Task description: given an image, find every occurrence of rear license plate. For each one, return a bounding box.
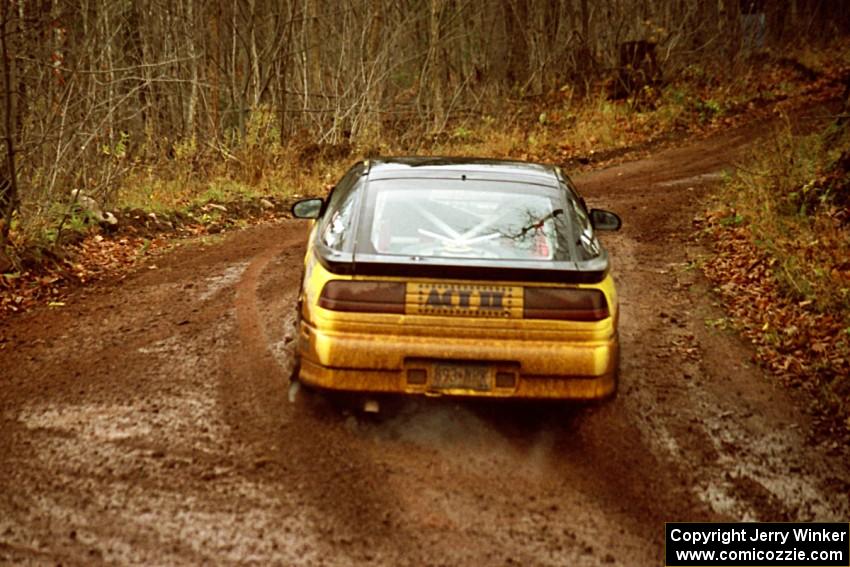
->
[432,362,491,391]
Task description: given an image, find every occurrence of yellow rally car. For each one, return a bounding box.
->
[290,157,621,400]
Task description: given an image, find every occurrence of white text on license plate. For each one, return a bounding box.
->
[432,363,491,391]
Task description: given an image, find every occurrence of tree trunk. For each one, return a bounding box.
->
[303,0,322,113]
[209,0,222,142]
[364,0,384,138]
[576,0,594,93]
[429,0,445,132]
[102,0,116,146]
[185,0,199,140]
[0,0,19,245]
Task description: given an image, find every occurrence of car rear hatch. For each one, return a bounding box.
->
[319,173,611,283]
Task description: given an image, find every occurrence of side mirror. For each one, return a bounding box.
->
[291,198,324,219]
[589,209,622,231]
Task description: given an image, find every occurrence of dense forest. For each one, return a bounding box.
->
[1,0,849,252]
[1,5,850,557]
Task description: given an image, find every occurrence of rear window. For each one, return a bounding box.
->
[361,179,573,261]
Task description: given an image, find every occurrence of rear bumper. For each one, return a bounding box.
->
[297,322,618,400]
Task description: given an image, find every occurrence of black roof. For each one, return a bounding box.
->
[310,156,610,283]
[365,156,561,187]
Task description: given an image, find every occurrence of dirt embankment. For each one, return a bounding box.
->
[1,109,848,566]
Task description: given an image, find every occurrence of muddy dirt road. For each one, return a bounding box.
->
[2,116,849,566]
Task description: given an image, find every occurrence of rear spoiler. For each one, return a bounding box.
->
[316,249,610,284]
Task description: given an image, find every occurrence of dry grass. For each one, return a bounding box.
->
[110,88,709,212]
[704,117,850,435]
[720,120,850,316]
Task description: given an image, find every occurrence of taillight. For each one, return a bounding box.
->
[523,287,609,321]
[319,281,406,314]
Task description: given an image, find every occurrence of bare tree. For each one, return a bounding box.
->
[0,0,846,256]
[0,0,18,246]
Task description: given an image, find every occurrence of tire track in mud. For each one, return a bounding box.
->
[225,241,293,439]
[224,233,428,565]
[577,110,850,525]
[233,232,693,564]
[2,108,848,566]
[1,224,327,565]
[220,111,849,564]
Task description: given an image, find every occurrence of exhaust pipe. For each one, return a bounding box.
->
[287,380,301,403]
[363,399,380,413]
